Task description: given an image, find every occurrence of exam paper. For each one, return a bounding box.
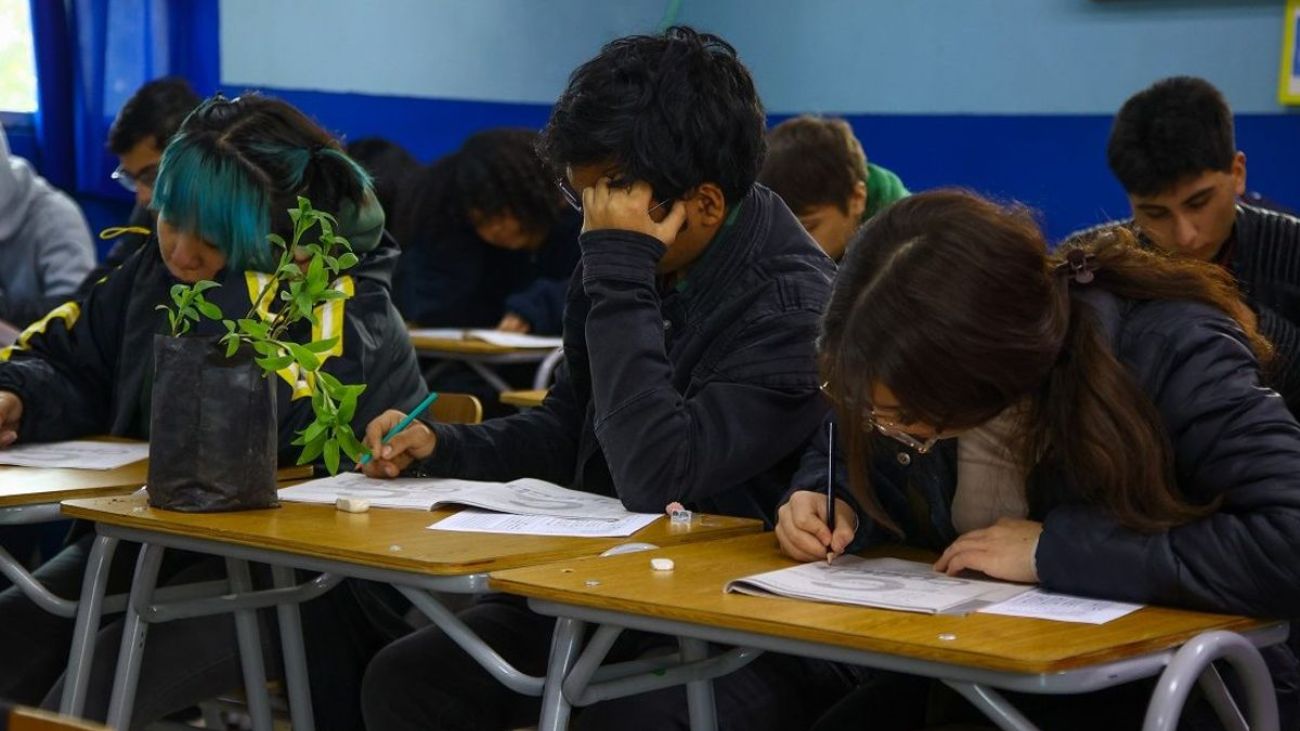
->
[726,557,1030,615]
[977,588,1143,624]
[427,508,659,537]
[0,440,149,470]
[279,472,656,521]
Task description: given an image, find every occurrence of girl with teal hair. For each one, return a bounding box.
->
[0,93,424,730]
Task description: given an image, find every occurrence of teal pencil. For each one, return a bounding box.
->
[358,391,440,466]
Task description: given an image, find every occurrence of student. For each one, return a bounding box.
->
[1077,76,1300,413]
[392,128,580,335]
[778,190,1300,729]
[0,94,425,730]
[345,136,421,232]
[0,124,94,328]
[360,26,853,731]
[80,76,201,291]
[758,115,910,261]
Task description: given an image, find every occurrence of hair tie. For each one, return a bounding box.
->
[1055,249,1099,284]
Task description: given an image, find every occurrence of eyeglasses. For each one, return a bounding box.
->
[111,163,159,193]
[557,177,672,220]
[820,381,951,455]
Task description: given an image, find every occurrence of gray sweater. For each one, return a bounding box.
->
[0,125,94,326]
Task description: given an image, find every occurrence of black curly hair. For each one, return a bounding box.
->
[1107,76,1236,197]
[108,76,201,155]
[398,128,561,244]
[538,25,766,206]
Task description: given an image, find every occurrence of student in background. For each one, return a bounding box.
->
[1075,76,1300,413]
[779,190,1300,729]
[392,128,580,335]
[0,94,425,730]
[345,136,421,235]
[81,76,201,290]
[361,26,853,731]
[0,125,94,328]
[758,115,909,261]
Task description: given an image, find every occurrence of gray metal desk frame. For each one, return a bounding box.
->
[60,522,554,731]
[417,346,562,392]
[526,598,1287,731]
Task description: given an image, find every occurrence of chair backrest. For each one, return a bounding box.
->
[430,392,483,425]
[7,706,110,731]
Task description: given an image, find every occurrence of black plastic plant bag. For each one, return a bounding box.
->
[147,334,280,512]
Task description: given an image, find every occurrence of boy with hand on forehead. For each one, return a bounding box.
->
[359,25,856,731]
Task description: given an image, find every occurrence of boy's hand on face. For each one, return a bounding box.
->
[582,178,688,247]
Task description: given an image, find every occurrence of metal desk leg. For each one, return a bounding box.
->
[227,558,274,731]
[106,542,166,731]
[465,360,511,393]
[272,564,316,731]
[59,534,119,715]
[943,681,1041,731]
[538,617,586,731]
[1143,630,1278,731]
[680,638,718,731]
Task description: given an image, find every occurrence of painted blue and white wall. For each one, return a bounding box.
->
[215,0,1298,240]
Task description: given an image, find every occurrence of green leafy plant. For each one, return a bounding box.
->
[156,281,222,336]
[162,197,367,475]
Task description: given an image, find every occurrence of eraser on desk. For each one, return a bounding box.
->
[651,558,675,571]
[335,496,370,513]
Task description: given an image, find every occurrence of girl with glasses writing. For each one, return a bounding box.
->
[778,190,1300,729]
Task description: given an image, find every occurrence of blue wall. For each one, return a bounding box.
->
[211,1,1299,240]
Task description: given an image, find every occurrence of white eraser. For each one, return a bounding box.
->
[335,496,370,513]
[651,558,675,571]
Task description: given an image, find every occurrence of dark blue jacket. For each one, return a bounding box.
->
[789,288,1300,716]
[393,210,581,335]
[417,185,834,523]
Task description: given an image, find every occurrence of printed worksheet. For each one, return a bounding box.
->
[0,440,149,470]
[726,556,1030,615]
[427,508,658,537]
[978,589,1143,624]
[278,472,657,521]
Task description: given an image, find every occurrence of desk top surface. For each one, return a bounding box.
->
[500,389,548,408]
[61,493,761,577]
[489,533,1278,674]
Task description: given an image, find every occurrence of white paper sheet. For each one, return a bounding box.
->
[0,440,149,470]
[278,472,657,521]
[726,557,1030,615]
[977,588,1143,624]
[408,328,562,349]
[427,508,659,537]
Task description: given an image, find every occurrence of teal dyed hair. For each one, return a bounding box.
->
[151,134,277,272]
[150,94,379,273]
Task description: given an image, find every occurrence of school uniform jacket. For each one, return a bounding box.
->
[0,233,426,463]
[789,287,1300,718]
[416,185,835,524]
[1068,203,1300,414]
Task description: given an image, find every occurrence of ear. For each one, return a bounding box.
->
[1232,151,1247,197]
[848,180,867,219]
[690,182,728,227]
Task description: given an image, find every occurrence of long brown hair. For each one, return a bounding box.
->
[822,190,1269,535]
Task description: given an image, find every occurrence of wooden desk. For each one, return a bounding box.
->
[59,494,760,731]
[409,330,563,392]
[500,389,548,409]
[0,461,147,509]
[491,533,1287,731]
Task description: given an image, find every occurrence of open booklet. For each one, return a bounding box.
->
[408,328,562,349]
[726,556,1032,615]
[0,440,149,470]
[277,472,660,536]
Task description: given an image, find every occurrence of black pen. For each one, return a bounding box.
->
[825,420,835,565]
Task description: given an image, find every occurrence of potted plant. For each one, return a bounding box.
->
[149,197,368,512]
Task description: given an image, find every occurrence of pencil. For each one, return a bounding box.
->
[825,420,836,565]
[358,391,440,466]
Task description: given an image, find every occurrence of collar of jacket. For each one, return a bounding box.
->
[662,185,765,319]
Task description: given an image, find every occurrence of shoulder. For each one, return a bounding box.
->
[1237,202,1300,246]
[1096,291,1258,386]
[742,186,836,312]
